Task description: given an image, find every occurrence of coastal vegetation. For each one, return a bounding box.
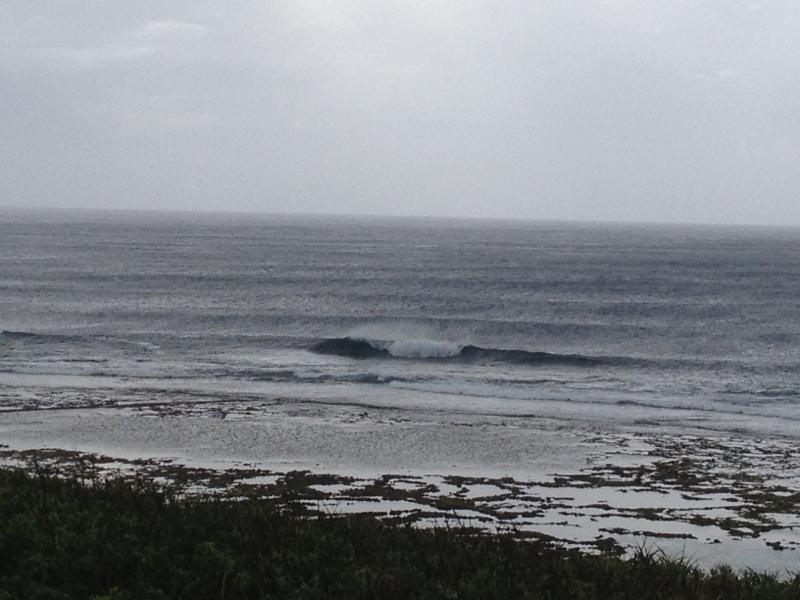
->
[0,467,798,600]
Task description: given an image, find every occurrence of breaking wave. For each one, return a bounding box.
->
[310,337,602,367]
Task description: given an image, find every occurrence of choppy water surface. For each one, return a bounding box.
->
[1,209,800,433]
[2,209,799,433]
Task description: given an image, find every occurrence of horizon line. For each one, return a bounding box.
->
[1,203,798,231]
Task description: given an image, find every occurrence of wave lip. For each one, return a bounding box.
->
[310,337,601,367]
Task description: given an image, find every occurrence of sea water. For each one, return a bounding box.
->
[1,208,799,468]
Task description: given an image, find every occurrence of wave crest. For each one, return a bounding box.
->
[0,330,82,343]
[310,337,600,366]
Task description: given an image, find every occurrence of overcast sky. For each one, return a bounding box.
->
[1,1,799,225]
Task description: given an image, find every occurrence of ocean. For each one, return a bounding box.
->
[2,209,798,434]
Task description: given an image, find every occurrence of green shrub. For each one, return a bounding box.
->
[0,468,797,599]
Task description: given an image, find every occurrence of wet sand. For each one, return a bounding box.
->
[3,397,800,575]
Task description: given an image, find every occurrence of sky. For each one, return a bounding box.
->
[1,1,799,226]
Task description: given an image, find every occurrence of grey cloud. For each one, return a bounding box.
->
[1,1,799,225]
[32,43,156,70]
[140,20,208,37]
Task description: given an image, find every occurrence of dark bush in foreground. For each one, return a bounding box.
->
[0,469,797,599]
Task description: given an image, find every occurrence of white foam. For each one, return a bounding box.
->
[386,339,462,358]
[346,322,464,358]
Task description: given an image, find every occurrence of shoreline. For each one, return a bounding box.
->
[4,427,800,574]
[4,468,799,599]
